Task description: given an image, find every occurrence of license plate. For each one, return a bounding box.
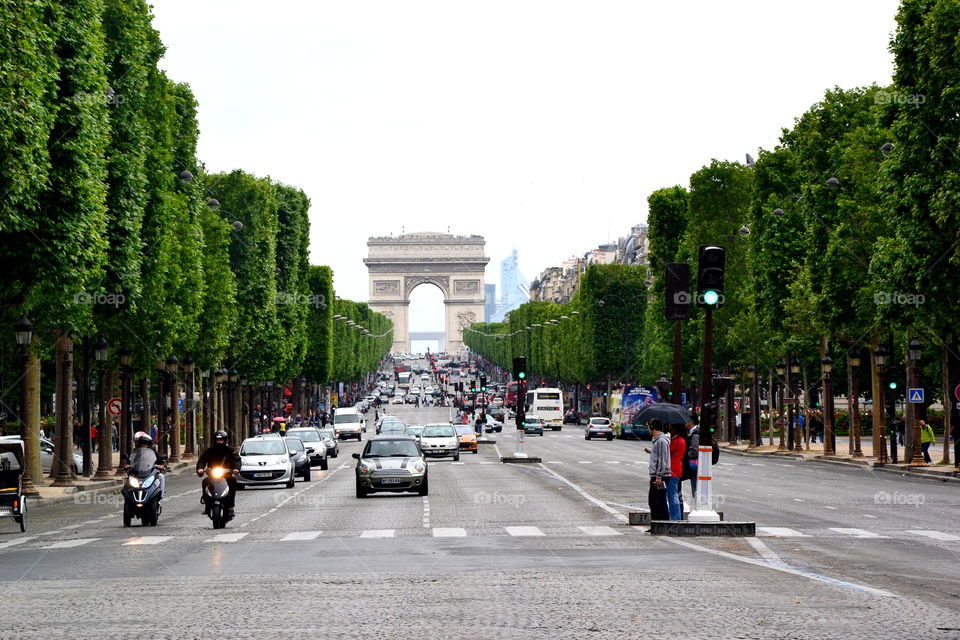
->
[0,508,11,515]
[379,478,403,484]
[254,472,272,478]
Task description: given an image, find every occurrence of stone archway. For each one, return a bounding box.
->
[364,232,489,353]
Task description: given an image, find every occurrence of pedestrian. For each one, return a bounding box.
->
[896,415,906,446]
[644,419,670,523]
[112,422,119,451]
[682,417,700,503]
[667,424,686,521]
[90,424,98,452]
[920,420,935,464]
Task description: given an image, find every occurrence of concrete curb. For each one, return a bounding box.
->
[28,461,194,509]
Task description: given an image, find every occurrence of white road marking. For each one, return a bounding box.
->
[44,538,100,549]
[824,506,838,510]
[451,462,465,465]
[537,463,629,523]
[746,536,787,565]
[480,461,495,465]
[756,527,810,537]
[606,461,621,464]
[578,525,621,536]
[0,536,36,549]
[906,530,960,541]
[123,536,171,546]
[360,529,395,538]
[505,526,545,537]
[545,461,564,464]
[281,531,323,541]
[80,520,101,525]
[750,463,766,467]
[432,527,467,537]
[578,461,593,464]
[829,528,887,538]
[205,533,248,543]
[862,514,878,519]
[793,498,804,502]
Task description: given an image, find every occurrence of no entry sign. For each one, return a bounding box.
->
[107,397,122,417]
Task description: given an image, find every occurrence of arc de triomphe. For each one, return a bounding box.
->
[364,232,489,353]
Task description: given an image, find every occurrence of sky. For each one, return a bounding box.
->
[151,0,900,335]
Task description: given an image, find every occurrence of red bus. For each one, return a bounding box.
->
[506,381,518,408]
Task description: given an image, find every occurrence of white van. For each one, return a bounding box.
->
[333,407,363,441]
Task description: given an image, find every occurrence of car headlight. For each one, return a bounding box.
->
[359,462,374,474]
[413,461,425,473]
[276,457,289,465]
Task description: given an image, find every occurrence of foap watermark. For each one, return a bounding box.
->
[874,90,925,106]
[275,291,326,308]
[273,493,326,507]
[873,291,925,307]
[473,491,526,508]
[874,490,925,507]
[72,89,125,107]
[73,291,126,308]
[74,491,123,506]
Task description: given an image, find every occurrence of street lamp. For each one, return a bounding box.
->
[775,361,786,451]
[183,356,195,458]
[821,356,834,455]
[166,355,180,463]
[227,368,238,438]
[873,345,890,464]
[117,346,132,472]
[907,338,925,466]
[789,357,803,452]
[13,317,40,495]
[747,364,759,448]
[849,352,864,458]
[93,337,113,478]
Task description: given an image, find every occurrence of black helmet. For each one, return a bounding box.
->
[214,430,228,443]
[136,434,153,447]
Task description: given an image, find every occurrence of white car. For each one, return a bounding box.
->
[237,435,295,489]
[424,386,435,394]
[417,423,460,460]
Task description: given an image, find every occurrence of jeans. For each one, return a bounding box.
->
[667,477,682,520]
[648,477,669,521]
[921,442,932,464]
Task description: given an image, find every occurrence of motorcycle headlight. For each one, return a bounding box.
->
[126,476,141,488]
[210,467,226,479]
[141,474,155,489]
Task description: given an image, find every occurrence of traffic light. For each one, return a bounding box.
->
[512,356,527,381]
[480,375,487,392]
[700,400,718,446]
[697,245,725,307]
[470,381,477,393]
[665,262,691,321]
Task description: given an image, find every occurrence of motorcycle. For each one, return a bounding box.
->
[122,454,164,527]
[201,466,234,529]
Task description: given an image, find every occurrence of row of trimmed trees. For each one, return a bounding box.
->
[0,0,390,485]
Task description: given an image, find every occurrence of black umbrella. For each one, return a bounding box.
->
[631,402,693,425]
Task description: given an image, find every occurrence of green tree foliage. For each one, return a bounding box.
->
[273,183,311,382]
[303,266,334,383]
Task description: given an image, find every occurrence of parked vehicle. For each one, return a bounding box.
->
[0,440,27,532]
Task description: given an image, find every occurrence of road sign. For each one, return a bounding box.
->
[782,398,797,405]
[681,392,687,406]
[733,400,741,412]
[954,384,960,403]
[107,397,122,417]
[908,388,924,403]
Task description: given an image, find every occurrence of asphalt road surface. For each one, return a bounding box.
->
[1,402,958,639]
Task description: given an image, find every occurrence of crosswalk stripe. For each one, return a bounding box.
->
[205,532,248,543]
[906,530,960,541]
[281,531,323,541]
[756,527,809,537]
[578,461,593,464]
[0,536,36,549]
[360,529,395,538]
[43,538,100,549]
[829,528,887,538]
[578,526,622,536]
[123,536,171,546]
[432,527,467,537]
[505,526,545,537]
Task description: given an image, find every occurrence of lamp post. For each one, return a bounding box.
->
[167,355,180,463]
[747,365,759,448]
[94,337,113,478]
[849,352,864,458]
[200,369,210,450]
[183,356,195,459]
[874,345,890,464]
[775,361,787,451]
[117,346,132,474]
[790,357,803,452]
[821,356,835,456]
[14,317,40,496]
[266,380,274,423]
[227,368,238,438]
[907,338,925,466]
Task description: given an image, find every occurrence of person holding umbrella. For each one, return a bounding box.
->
[644,419,671,523]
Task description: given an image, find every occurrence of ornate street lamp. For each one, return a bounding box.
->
[908,338,925,466]
[13,317,40,495]
[93,337,113,478]
[166,356,180,463]
[775,361,787,451]
[183,356,196,458]
[789,357,803,452]
[873,345,890,464]
[747,365,759,448]
[117,346,132,472]
[821,356,835,456]
[848,352,863,458]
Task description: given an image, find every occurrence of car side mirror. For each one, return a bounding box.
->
[289,452,296,457]
[352,452,360,459]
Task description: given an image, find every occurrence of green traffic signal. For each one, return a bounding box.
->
[702,290,719,305]
[518,372,526,379]
[888,381,897,389]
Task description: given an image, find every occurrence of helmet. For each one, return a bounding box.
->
[134,431,147,441]
[136,434,153,447]
[213,430,228,443]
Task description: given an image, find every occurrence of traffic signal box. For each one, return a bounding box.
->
[512,356,527,427]
[697,245,726,308]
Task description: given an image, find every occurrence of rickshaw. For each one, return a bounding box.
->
[0,439,27,532]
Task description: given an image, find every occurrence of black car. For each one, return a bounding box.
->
[283,436,312,481]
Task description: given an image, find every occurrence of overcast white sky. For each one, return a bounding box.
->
[152,0,899,335]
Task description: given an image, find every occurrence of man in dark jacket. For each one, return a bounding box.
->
[196,430,242,516]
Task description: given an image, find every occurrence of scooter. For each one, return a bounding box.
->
[122,465,163,527]
[201,467,234,529]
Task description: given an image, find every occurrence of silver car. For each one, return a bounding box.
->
[237,435,295,489]
[318,428,339,458]
[285,428,329,469]
[0,436,86,475]
[353,436,427,498]
[418,423,460,460]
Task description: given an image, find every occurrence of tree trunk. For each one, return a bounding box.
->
[139,375,151,456]
[870,337,882,455]
[95,368,114,477]
[169,368,180,463]
[941,343,951,465]
[24,339,47,487]
[51,332,75,486]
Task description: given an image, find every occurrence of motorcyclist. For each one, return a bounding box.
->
[196,430,242,518]
[123,432,167,499]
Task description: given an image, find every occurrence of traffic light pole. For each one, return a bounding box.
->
[689,305,720,523]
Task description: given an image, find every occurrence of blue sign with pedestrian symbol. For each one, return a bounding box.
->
[908,388,924,403]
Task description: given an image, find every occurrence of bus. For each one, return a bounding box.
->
[506,381,518,408]
[525,387,564,429]
[397,371,412,388]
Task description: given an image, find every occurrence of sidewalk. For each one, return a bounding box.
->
[718,435,959,483]
[28,450,196,508]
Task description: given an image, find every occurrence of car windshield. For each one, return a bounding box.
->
[320,430,335,440]
[241,440,287,455]
[284,438,304,452]
[405,427,423,436]
[422,426,455,437]
[289,430,320,442]
[455,425,474,435]
[363,440,421,458]
[336,414,359,423]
